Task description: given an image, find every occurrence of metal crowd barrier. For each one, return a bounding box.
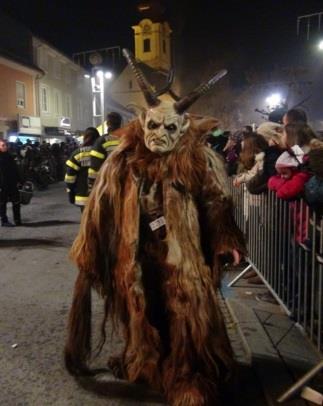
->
[228,180,323,403]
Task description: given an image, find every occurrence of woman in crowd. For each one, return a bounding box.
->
[245,121,284,194]
[282,108,307,126]
[282,122,316,154]
[233,133,268,187]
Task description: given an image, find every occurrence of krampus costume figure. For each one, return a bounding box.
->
[65,49,246,405]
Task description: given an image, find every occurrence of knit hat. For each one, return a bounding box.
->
[256,122,283,145]
[275,145,304,172]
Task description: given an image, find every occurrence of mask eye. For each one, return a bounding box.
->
[148,120,159,130]
[165,124,177,132]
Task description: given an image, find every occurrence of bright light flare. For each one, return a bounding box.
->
[265,93,282,108]
[105,71,113,79]
[318,40,323,50]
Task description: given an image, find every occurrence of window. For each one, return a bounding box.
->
[16,81,26,109]
[66,94,72,118]
[53,89,61,116]
[143,38,151,53]
[40,85,50,113]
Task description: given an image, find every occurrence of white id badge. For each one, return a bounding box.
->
[149,216,166,231]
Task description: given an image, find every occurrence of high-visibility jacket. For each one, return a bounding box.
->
[88,133,120,190]
[64,146,92,207]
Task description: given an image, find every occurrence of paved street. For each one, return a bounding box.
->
[1,182,321,406]
[0,183,164,406]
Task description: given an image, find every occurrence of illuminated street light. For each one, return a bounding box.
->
[90,68,114,133]
[318,40,323,50]
[265,93,282,109]
[84,74,90,79]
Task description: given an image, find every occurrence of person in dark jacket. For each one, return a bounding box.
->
[0,139,22,226]
[246,122,284,194]
[88,112,122,191]
[65,127,100,211]
[305,146,323,213]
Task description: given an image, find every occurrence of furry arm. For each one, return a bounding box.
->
[200,149,247,257]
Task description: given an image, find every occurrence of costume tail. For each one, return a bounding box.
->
[64,272,93,376]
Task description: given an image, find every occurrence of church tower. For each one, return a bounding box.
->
[132,3,172,71]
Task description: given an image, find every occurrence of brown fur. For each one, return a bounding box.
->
[65,117,246,404]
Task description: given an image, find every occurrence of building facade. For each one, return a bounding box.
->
[110,17,173,111]
[32,37,92,142]
[0,10,43,140]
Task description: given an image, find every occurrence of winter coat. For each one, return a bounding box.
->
[268,170,311,244]
[235,152,265,184]
[305,175,323,203]
[246,146,282,194]
[0,151,20,190]
[65,146,92,206]
[304,147,323,210]
[268,171,311,200]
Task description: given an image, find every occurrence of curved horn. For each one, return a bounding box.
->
[155,69,175,97]
[174,69,228,114]
[168,89,181,101]
[122,48,159,107]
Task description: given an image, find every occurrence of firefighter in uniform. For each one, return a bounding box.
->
[65,127,100,211]
[88,112,122,191]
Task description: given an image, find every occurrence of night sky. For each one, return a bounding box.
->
[0,0,323,74]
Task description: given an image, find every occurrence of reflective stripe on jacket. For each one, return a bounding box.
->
[65,146,92,206]
[88,133,120,188]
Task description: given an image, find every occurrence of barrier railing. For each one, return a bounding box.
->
[229,181,323,351]
[228,180,323,403]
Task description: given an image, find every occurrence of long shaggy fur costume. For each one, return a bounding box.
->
[65,117,246,405]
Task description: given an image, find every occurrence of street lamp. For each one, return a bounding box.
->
[91,68,113,133]
[318,40,323,51]
[265,93,283,110]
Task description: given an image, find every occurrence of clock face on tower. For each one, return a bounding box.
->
[89,52,103,66]
[143,23,151,34]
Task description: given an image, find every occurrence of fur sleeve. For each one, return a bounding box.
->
[199,149,247,257]
[69,191,109,291]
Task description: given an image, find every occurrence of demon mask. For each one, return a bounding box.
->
[123,49,227,154]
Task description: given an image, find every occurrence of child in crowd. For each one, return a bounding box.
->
[268,145,311,244]
[268,145,310,200]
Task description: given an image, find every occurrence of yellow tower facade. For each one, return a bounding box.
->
[132,18,172,71]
